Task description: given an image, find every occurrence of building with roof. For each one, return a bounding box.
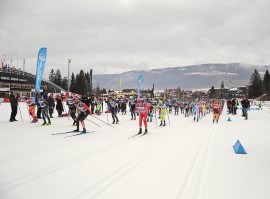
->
[0,67,65,98]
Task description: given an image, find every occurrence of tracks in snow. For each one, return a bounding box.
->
[176,124,217,199]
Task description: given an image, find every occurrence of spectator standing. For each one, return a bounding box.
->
[48,94,55,118]
[241,97,250,120]
[9,91,18,122]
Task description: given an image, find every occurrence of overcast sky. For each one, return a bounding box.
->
[1,0,270,78]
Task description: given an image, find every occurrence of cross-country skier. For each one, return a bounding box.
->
[147,101,153,122]
[120,98,127,115]
[193,103,200,122]
[109,98,119,124]
[26,98,38,123]
[184,102,190,117]
[135,98,150,134]
[212,100,220,123]
[129,97,136,120]
[73,99,91,133]
[180,101,185,114]
[67,97,77,126]
[160,104,167,126]
[37,96,51,125]
[173,100,179,115]
[95,101,102,115]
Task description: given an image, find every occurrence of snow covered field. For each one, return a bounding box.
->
[0,102,270,199]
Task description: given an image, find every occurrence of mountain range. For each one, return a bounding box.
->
[92,63,270,90]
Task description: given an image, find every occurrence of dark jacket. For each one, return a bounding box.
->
[82,96,90,107]
[9,94,18,106]
[241,99,250,109]
[56,98,64,111]
[48,97,55,108]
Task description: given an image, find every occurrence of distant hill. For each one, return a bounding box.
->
[93,63,270,90]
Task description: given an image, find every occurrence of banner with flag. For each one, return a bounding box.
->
[151,83,154,98]
[23,59,25,72]
[119,78,122,97]
[137,74,142,98]
[1,59,3,70]
[35,47,47,92]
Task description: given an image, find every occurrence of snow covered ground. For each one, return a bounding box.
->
[0,102,270,199]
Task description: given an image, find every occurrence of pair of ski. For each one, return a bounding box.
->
[128,132,148,139]
[52,130,94,138]
[155,125,165,128]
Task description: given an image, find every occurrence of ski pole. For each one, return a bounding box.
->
[90,114,115,128]
[106,112,109,123]
[62,102,69,120]
[18,104,23,122]
[27,106,32,122]
[86,118,101,127]
[167,108,171,126]
[155,107,157,125]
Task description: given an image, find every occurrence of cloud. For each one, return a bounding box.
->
[1,0,270,79]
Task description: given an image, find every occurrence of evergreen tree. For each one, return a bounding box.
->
[70,73,76,93]
[74,74,79,93]
[49,69,55,83]
[209,86,215,98]
[85,71,90,95]
[101,88,107,95]
[54,69,62,87]
[248,69,265,98]
[176,86,181,99]
[61,77,68,90]
[263,69,270,97]
[221,81,224,89]
[95,84,101,97]
[75,70,87,95]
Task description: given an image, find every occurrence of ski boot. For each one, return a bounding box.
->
[42,122,47,125]
[160,121,163,126]
[144,129,148,135]
[81,128,86,134]
[112,121,115,124]
[163,121,166,126]
[32,117,38,123]
[138,128,142,135]
[73,129,79,132]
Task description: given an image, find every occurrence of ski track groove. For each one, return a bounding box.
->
[176,124,217,199]
[0,130,90,165]
[0,122,190,194]
[71,125,194,199]
[0,139,128,193]
[0,132,94,166]
[0,113,214,197]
